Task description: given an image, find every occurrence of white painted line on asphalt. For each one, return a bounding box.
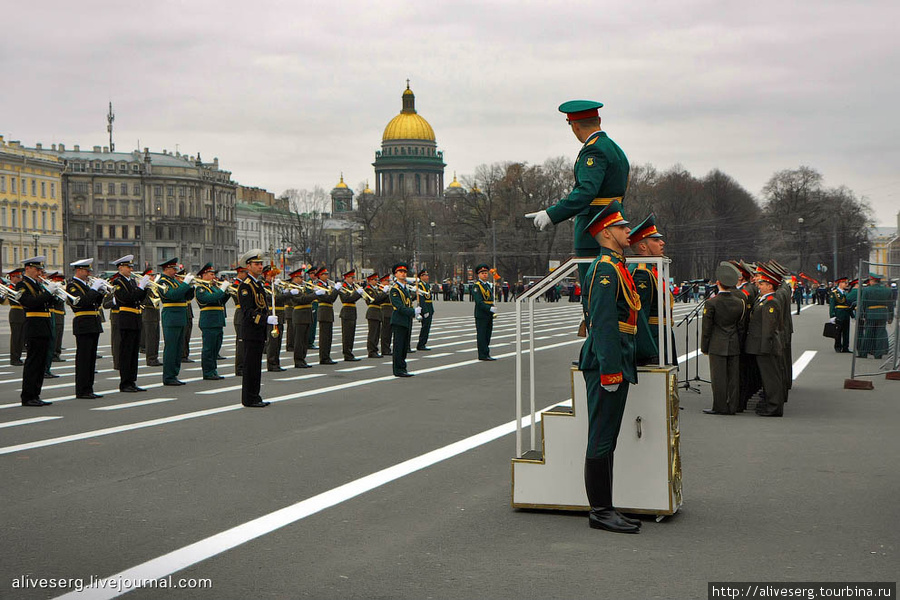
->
[792,351,817,380]
[0,416,63,429]
[272,373,327,382]
[423,353,453,358]
[800,304,817,312]
[93,398,177,411]
[54,398,566,600]
[335,366,375,373]
[196,386,243,395]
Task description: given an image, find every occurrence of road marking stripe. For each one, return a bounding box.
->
[54,400,565,600]
[335,366,375,373]
[272,373,327,382]
[792,350,817,380]
[92,398,177,411]
[0,416,63,428]
[195,385,244,395]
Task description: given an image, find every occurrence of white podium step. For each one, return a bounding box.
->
[512,366,682,517]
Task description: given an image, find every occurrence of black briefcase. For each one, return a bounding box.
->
[823,321,838,339]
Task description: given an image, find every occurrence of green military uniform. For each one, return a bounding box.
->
[284,283,294,352]
[141,276,161,366]
[701,264,746,415]
[735,267,761,411]
[264,276,288,371]
[630,263,659,364]
[746,267,785,417]
[182,301,194,363]
[290,271,318,368]
[380,277,393,355]
[542,100,629,283]
[389,264,417,377]
[828,279,853,353]
[855,275,894,358]
[314,269,340,364]
[473,266,496,360]
[338,272,363,361]
[158,259,194,385]
[365,275,385,358]
[415,272,434,351]
[51,286,66,362]
[4,269,26,365]
[195,264,230,379]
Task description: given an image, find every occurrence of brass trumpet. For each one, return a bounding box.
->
[0,280,24,302]
[88,276,116,294]
[350,283,374,303]
[40,277,81,305]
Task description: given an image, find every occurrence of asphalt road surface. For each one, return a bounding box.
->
[1,299,897,599]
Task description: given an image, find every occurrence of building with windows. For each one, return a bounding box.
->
[869,211,900,278]
[236,186,293,263]
[0,136,64,272]
[36,143,238,273]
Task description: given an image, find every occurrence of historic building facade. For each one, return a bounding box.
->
[236,186,292,259]
[44,144,238,272]
[0,136,65,272]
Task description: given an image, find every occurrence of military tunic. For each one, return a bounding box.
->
[46,296,65,373]
[855,283,894,358]
[112,274,146,390]
[737,281,761,410]
[141,290,161,365]
[158,274,194,384]
[338,285,363,360]
[473,280,495,360]
[238,275,269,406]
[380,290,393,355]
[102,291,119,370]
[701,290,746,414]
[365,286,386,357]
[232,277,246,375]
[828,287,853,352]
[745,292,784,416]
[264,283,288,370]
[291,287,318,367]
[315,285,340,363]
[196,281,230,378]
[415,281,435,350]
[67,277,104,397]
[16,276,54,404]
[5,291,25,364]
[389,282,416,375]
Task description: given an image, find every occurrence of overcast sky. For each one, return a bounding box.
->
[3,0,898,225]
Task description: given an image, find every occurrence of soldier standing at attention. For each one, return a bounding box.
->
[314,267,340,365]
[379,274,394,356]
[111,255,150,393]
[578,201,641,533]
[158,257,194,386]
[701,263,746,415]
[67,258,107,399]
[626,214,666,365]
[415,269,434,351]
[238,249,273,407]
[17,256,55,406]
[284,268,294,353]
[5,268,25,366]
[195,262,230,380]
[263,265,287,372]
[526,99,630,283]
[232,266,248,376]
[364,273,384,358]
[746,266,785,417]
[473,264,497,361]
[140,268,162,367]
[389,262,418,377]
[289,268,316,368]
[338,270,363,362]
[829,277,853,353]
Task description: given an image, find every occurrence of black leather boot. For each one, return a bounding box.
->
[585,457,639,534]
[609,454,641,528]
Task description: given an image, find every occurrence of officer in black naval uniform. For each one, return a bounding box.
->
[5,267,26,365]
[238,249,272,407]
[112,255,150,392]
[701,263,746,415]
[389,262,419,377]
[338,270,363,362]
[17,256,55,406]
[67,258,107,399]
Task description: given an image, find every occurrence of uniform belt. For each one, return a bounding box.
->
[293,304,312,309]
[589,196,623,206]
[25,311,51,318]
[50,309,65,315]
[162,302,188,307]
[110,308,119,314]
[10,305,23,309]
[274,307,285,311]
[834,305,850,309]
[74,310,100,317]
[200,306,225,312]
[483,301,494,305]
[618,321,637,335]
[869,305,887,309]
[119,306,142,314]
[318,302,332,306]
[381,303,392,308]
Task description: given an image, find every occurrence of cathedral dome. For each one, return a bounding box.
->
[382,82,436,142]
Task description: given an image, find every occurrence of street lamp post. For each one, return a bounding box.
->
[430,221,436,276]
[797,217,805,273]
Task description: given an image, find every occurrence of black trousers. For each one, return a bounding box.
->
[293,321,310,366]
[416,314,432,349]
[476,316,493,359]
[834,318,850,352]
[10,318,24,361]
[341,317,356,359]
[381,319,392,354]
[234,321,244,375]
[266,321,283,368]
[21,335,50,403]
[183,318,193,359]
[75,332,100,396]
[54,315,64,358]
[392,324,410,375]
[318,321,333,361]
[242,339,264,406]
[119,327,141,389]
[366,319,381,356]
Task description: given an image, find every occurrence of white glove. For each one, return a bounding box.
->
[290,288,299,295]
[333,282,343,290]
[183,274,195,285]
[382,285,390,293]
[415,306,422,317]
[525,210,552,231]
[489,306,498,313]
[315,288,327,296]
[91,278,105,291]
[602,384,620,393]
[45,281,61,294]
[219,280,230,292]
[138,275,151,289]
[424,312,432,319]
[267,315,278,325]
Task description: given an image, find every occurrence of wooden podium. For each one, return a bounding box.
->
[512,366,682,519]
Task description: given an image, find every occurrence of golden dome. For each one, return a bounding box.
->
[362,181,374,194]
[382,82,436,142]
[334,173,348,189]
[448,173,463,188]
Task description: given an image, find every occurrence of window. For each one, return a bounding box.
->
[167,201,174,215]
[121,183,128,195]
[134,225,141,239]
[96,225,103,238]
[50,183,55,198]
[11,208,17,227]
[94,182,102,194]
[109,225,115,239]
[118,163,126,172]
[41,211,47,231]
[51,212,56,232]
[32,210,37,229]
[31,179,37,196]
[41,181,46,197]
[133,183,140,196]
[179,186,185,198]
[1,207,5,226]
[121,201,130,216]
[52,249,57,265]
[155,226,162,240]
[94,161,101,170]
[121,225,128,239]
[154,185,162,198]
[167,186,174,197]
[0,175,5,192]
[108,183,115,194]
[74,182,88,194]
[14,247,18,263]
[94,201,103,214]
[108,201,116,216]
[11,178,16,193]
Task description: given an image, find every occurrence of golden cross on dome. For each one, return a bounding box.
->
[406,78,410,89]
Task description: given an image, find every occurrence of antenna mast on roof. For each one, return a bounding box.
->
[107,102,115,152]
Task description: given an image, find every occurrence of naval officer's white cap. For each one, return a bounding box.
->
[23,255,46,268]
[111,255,135,267]
[70,258,95,269]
